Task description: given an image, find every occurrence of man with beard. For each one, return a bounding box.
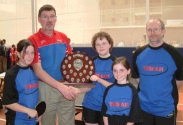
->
[132,18,183,125]
[28,4,77,125]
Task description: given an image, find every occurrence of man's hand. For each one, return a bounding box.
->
[58,83,77,100]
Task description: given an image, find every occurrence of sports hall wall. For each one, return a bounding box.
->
[73,47,183,67]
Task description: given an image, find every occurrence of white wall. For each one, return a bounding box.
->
[0,0,183,47]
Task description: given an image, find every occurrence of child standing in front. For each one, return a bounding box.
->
[2,39,40,125]
[93,57,143,125]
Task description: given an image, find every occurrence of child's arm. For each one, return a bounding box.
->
[69,74,114,94]
[71,87,92,94]
[103,116,109,125]
[4,103,37,118]
[126,122,134,125]
[90,75,112,87]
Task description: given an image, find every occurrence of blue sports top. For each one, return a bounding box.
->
[2,64,39,125]
[132,43,183,117]
[82,55,116,111]
[28,28,72,80]
[102,82,142,124]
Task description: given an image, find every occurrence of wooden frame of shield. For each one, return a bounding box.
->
[61,51,95,88]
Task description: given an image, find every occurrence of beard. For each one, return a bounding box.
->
[148,37,163,47]
[149,35,162,44]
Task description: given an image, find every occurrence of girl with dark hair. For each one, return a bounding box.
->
[2,39,40,125]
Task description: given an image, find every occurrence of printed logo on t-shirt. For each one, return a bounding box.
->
[107,98,131,116]
[40,40,46,45]
[96,74,110,79]
[140,63,168,76]
[24,79,38,95]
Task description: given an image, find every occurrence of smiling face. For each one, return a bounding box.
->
[146,18,165,47]
[95,37,111,58]
[112,57,131,84]
[17,45,35,67]
[113,63,130,84]
[38,10,57,32]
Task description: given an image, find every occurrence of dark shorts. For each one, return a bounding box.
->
[6,122,13,125]
[138,109,176,125]
[82,106,104,125]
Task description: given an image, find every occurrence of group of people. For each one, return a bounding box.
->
[0,41,17,106]
[1,4,183,125]
[0,39,7,73]
[0,38,17,72]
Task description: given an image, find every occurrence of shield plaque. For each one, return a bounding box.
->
[61,51,95,87]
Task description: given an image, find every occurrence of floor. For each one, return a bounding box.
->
[0,86,183,125]
[177,86,183,125]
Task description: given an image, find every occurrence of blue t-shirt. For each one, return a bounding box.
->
[28,29,72,81]
[82,55,115,111]
[132,43,183,117]
[102,82,142,125]
[2,64,39,125]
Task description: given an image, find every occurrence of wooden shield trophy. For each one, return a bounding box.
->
[61,51,95,88]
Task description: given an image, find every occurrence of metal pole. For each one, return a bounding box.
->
[31,0,35,34]
[146,0,149,43]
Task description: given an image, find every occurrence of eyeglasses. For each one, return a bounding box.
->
[146,28,161,33]
[41,15,57,20]
[96,42,109,47]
